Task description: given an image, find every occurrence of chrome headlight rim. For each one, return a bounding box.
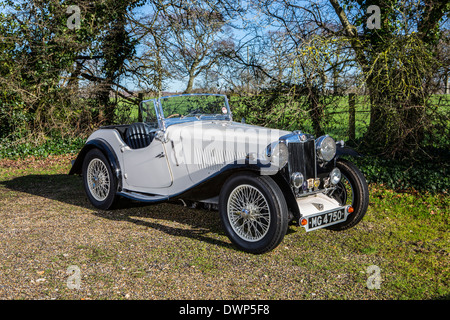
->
[330,167,342,185]
[316,135,336,162]
[290,172,304,188]
[266,141,288,169]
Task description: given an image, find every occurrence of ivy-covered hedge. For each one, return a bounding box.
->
[0,135,85,160]
[349,155,449,193]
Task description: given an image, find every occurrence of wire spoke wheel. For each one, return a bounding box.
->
[87,158,110,202]
[219,174,288,253]
[227,184,271,242]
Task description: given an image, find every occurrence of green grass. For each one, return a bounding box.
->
[356,185,449,299]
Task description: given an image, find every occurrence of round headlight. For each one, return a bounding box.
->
[290,172,304,188]
[316,135,336,162]
[330,168,341,185]
[267,141,288,168]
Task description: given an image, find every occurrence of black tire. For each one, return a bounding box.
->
[82,148,118,210]
[327,159,369,231]
[219,173,289,254]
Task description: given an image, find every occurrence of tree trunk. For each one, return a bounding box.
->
[97,81,113,125]
[348,93,356,142]
[185,73,195,93]
[364,75,427,158]
[307,88,324,137]
[445,72,449,95]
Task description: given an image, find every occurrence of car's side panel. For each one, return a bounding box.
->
[121,140,173,189]
[79,128,202,197]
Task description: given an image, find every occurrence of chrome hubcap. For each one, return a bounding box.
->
[87,158,110,202]
[227,184,271,242]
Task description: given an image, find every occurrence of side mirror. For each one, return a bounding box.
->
[241,117,246,124]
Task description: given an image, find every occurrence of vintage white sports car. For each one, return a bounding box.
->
[69,94,369,253]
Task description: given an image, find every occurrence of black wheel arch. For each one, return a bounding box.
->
[179,168,299,220]
[68,139,122,190]
[319,144,364,173]
[335,144,363,159]
[269,172,299,223]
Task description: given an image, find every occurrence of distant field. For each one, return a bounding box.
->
[228,94,449,142]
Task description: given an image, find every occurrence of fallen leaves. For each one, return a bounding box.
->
[0,154,73,170]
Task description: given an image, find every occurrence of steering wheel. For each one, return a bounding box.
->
[166,113,180,119]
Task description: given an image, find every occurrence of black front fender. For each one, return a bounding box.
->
[335,145,363,159]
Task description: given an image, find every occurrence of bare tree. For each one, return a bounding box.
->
[161,3,230,93]
[127,3,171,96]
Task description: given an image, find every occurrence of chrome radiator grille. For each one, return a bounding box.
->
[287,139,316,179]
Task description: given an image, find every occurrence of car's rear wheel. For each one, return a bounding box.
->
[82,148,117,210]
[219,173,289,254]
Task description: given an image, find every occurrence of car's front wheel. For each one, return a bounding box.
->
[326,159,369,231]
[82,148,118,210]
[219,173,289,254]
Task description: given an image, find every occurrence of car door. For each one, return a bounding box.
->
[121,139,173,190]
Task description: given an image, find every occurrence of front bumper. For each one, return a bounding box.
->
[296,193,352,231]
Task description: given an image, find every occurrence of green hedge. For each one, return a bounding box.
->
[349,155,449,193]
[0,135,85,159]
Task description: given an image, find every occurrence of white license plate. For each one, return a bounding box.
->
[307,209,346,231]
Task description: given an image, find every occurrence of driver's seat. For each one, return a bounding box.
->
[124,123,154,149]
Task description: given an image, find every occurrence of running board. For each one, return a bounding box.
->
[117,190,169,203]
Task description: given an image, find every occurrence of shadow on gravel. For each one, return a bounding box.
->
[1,174,234,250]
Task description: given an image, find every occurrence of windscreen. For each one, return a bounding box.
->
[159,94,230,120]
[140,99,159,128]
